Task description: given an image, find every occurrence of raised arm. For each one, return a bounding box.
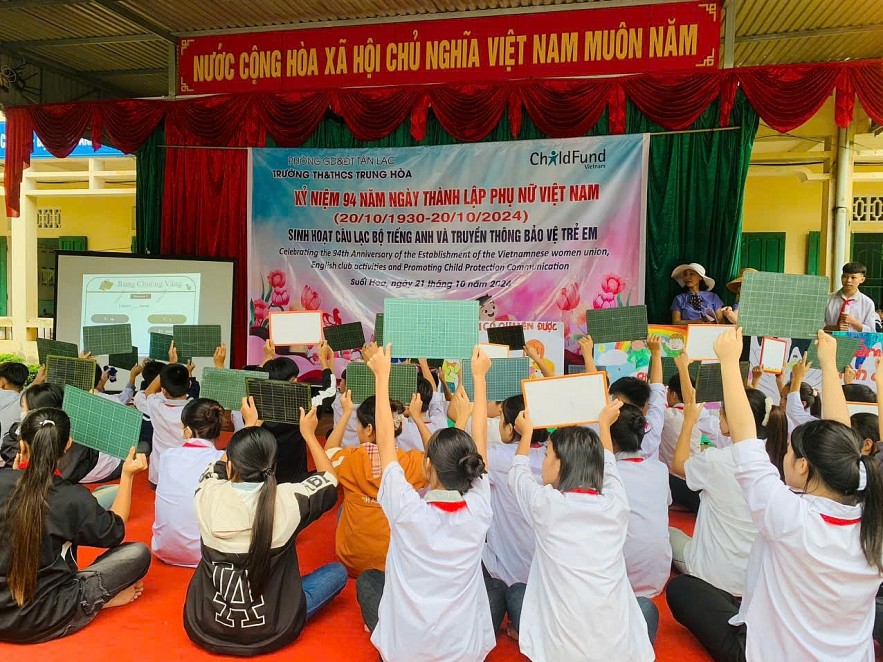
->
[299,406,337,478]
[674,350,696,403]
[514,409,534,457]
[713,328,755,442]
[672,398,704,477]
[817,331,850,425]
[648,334,663,384]
[451,386,473,432]
[367,344,397,469]
[324,389,353,451]
[259,339,276,368]
[578,335,597,372]
[417,358,436,389]
[524,343,553,377]
[213,343,227,369]
[470,346,491,465]
[598,399,624,453]
[110,448,148,523]
[409,392,433,449]
[317,340,335,374]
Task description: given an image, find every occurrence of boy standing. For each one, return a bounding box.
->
[825,262,878,332]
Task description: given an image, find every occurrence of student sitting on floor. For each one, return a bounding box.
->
[0,384,122,507]
[134,358,192,488]
[608,335,666,460]
[236,340,336,483]
[0,407,150,644]
[356,346,503,662]
[152,397,225,567]
[184,403,345,656]
[668,351,789,600]
[0,362,29,448]
[505,400,656,660]
[325,390,427,578]
[660,366,705,513]
[611,401,671,600]
[668,329,883,662]
[397,374,448,452]
[483,394,548,587]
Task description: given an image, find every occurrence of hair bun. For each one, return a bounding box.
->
[632,414,647,433]
[458,452,485,481]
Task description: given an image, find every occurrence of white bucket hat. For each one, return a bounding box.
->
[671,263,715,291]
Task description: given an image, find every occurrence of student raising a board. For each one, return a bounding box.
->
[0,408,150,643]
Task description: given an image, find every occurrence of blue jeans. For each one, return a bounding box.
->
[302,562,347,620]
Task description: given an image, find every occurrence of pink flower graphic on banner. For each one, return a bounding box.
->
[601,274,626,295]
[253,299,270,325]
[323,308,343,326]
[270,288,290,308]
[555,283,580,312]
[267,270,287,290]
[301,285,321,310]
[593,292,617,309]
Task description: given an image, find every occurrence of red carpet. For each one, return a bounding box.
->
[0,472,712,661]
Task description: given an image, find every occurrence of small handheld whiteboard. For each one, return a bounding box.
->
[522,372,609,428]
[269,311,324,346]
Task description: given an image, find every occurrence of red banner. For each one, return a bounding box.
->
[178,2,720,95]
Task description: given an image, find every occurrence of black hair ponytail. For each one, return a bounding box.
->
[226,427,278,596]
[791,419,883,573]
[857,454,883,573]
[5,408,70,606]
[426,428,485,494]
[798,382,822,418]
[608,403,646,453]
[746,388,788,480]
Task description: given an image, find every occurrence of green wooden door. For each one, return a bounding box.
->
[58,236,88,252]
[0,237,7,316]
[740,232,786,272]
[851,233,883,309]
[807,231,821,276]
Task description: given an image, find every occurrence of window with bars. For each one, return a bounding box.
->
[854,196,883,222]
[36,208,62,229]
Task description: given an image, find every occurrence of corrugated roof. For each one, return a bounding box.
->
[0,0,880,101]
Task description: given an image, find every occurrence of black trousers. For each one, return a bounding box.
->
[666,574,746,662]
[670,474,701,514]
[356,568,508,633]
[874,583,883,644]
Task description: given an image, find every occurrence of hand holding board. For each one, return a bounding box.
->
[522,372,609,428]
[759,338,787,374]
[686,325,735,361]
[269,311,323,346]
[63,385,142,460]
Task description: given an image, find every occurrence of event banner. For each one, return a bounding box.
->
[247,135,648,365]
[179,1,719,94]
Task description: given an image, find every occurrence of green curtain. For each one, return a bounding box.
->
[134,126,165,255]
[630,93,759,320]
[135,94,758,323]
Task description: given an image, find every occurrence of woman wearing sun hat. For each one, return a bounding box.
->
[717,267,757,324]
[670,263,724,324]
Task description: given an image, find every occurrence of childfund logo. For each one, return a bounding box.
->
[529,148,607,168]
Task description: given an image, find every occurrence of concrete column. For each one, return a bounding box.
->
[10,169,38,356]
[831,125,854,286]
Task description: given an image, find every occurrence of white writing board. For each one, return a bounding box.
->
[686,325,735,361]
[269,311,323,346]
[522,372,608,428]
[760,337,788,374]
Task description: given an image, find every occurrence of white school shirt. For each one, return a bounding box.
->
[697,409,732,448]
[465,416,502,445]
[396,393,447,452]
[640,383,666,460]
[731,438,881,661]
[133,391,189,485]
[0,390,20,444]
[97,384,135,406]
[331,392,360,448]
[152,438,223,567]
[617,453,672,598]
[483,442,544,586]
[825,289,877,332]
[373,462,495,662]
[509,452,654,662]
[785,391,817,434]
[683,445,757,596]
[660,405,703,470]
